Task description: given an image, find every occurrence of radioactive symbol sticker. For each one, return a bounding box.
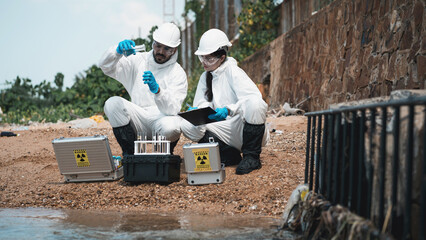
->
[73,149,90,167]
[192,148,212,172]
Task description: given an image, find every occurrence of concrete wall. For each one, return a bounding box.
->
[240,0,425,111]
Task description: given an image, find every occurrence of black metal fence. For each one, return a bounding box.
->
[304,95,426,240]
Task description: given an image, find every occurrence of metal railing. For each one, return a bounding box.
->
[304,95,426,240]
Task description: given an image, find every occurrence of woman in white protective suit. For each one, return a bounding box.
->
[99,22,187,156]
[181,29,268,175]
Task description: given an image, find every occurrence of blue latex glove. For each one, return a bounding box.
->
[188,107,198,111]
[143,71,159,94]
[116,39,135,56]
[208,107,228,121]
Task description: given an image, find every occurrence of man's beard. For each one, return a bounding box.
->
[154,53,168,64]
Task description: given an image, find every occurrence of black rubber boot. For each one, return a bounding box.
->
[169,138,180,155]
[112,122,136,156]
[236,123,265,175]
[198,131,242,166]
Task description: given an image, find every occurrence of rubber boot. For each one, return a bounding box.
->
[169,138,180,155]
[112,123,136,156]
[236,123,265,175]
[198,131,242,166]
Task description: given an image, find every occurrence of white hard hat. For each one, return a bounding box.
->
[195,29,232,55]
[153,22,181,48]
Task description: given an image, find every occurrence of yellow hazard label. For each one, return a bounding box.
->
[192,148,212,172]
[73,149,90,167]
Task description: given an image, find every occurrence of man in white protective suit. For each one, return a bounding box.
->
[181,29,268,175]
[99,22,187,156]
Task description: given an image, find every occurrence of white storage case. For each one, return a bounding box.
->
[183,138,225,185]
[52,135,123,182]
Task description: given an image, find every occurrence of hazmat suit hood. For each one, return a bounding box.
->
[211,57,238,77]
[147,48,179,70]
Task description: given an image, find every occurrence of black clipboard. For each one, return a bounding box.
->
[178,107,221,126]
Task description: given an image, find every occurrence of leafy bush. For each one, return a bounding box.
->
[0,27,161,125]
[0,66,129,124]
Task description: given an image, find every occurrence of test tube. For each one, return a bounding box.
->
[159,134,162,153]
[134,45,145,52]
[124,45,146,57]
[137,132,142,154]
[153,133,157,153]
[156,134,159,153]
[161,135,164,153]
[142,133,146,153]
[162,138,165,154]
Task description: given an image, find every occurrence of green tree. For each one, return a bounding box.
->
[68,65,129,115]
[0,77,37,112]
[232,0,279,62]
[54,73,64,91]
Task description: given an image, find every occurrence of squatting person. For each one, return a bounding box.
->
[181,29,268,175]
[99,22,187,155]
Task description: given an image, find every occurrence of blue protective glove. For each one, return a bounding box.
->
[208,107,228,121]
[188,107,198,111]
[116,39,135,56]
[143,71,159,94]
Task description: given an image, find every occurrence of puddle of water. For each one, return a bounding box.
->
[0,208,300,240]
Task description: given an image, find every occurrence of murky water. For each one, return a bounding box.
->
[0,208,299,240]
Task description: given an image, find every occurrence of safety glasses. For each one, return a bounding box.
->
[152,41,175,56]
[198,55,221,66]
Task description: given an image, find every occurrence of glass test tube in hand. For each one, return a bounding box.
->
[124,45,146,57]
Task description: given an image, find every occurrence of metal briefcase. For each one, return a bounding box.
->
[52,135,123,182]
[183,138,226,185]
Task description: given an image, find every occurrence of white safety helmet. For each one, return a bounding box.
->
[195,29,232,55]
[153,22,181,48]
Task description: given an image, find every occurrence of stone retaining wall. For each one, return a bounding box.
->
[240,0,425,111]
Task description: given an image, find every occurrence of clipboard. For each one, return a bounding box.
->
[178,107,221,126]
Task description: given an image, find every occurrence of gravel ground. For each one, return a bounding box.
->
[0,116,307,218]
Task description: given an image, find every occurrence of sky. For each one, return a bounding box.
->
[0,0,186,90]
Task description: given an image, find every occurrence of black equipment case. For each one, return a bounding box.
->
[122,155,181,184]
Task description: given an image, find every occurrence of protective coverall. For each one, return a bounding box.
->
[181,57,268,151]
[99,46,187,153]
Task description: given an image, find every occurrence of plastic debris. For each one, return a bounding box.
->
[1,131,19,137]
[68,118,97,129]
[281,184,309,229]
[12,126,29,131]
[282,102,305,116]
[89,115,105,123]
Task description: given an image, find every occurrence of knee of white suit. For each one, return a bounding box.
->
[181,119,205,142]
[104,96,130,127]
[242,97,268,125]
[153,116,183,142]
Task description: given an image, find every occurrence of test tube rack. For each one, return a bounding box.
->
[134,139,171,155]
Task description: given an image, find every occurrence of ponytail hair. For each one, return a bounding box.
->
[204,48,228,102]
